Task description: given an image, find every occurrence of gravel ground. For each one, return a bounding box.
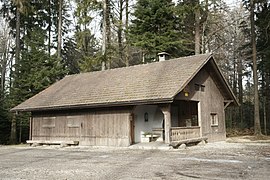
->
[0,141,269,180]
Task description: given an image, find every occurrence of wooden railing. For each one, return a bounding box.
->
[171,126,200,141]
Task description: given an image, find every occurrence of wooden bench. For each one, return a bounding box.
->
[141,132,161,142]
[170,137,208,148]
[26,140,79,146]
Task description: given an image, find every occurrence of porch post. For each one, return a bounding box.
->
[160,104,171,144]
[198,102,202,138]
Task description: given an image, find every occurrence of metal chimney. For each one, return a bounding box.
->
[158,52,170,61]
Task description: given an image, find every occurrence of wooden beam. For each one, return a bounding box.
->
[159,104,171,144]
[224,100,233,109]
[26,140,79,145]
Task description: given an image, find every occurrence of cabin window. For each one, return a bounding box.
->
[201,85,205,92]
[42,117,56,128]
[210,113,218,126]
[195,84,205,92]
[195,84,200,91]
[67,116,81,128]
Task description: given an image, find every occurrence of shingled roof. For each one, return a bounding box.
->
[11,54,237,112]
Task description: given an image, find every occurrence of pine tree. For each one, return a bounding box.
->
[129,0,191,63]
[74,0,101,72]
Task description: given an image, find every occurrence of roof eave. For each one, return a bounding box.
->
[209,58,239,106]
[171,54,239,106]
[10,98,174,112]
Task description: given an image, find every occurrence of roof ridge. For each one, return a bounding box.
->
[66,53,212,78]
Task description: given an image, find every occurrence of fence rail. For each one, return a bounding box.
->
[171,126,200,141]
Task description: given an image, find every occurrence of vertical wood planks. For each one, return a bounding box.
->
[31,108,132,146]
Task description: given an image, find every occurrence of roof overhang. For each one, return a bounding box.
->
[208,58,239,106]
[11,98,174,113]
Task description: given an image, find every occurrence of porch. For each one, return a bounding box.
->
[139,126,206,147]
[130,126,206,149]
[170,126,207,147]
[132,100,205,145]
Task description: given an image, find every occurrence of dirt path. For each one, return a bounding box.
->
[0,141,269,179]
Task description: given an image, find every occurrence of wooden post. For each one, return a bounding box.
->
[129,113,134,144]
[29,116,32,140]
[19,118,22,143]
[160,104,171,144]
[198,102,202,138]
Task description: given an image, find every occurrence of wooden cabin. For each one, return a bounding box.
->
[11,54,238,147]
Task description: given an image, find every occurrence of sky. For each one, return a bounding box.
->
[226,0,241,7]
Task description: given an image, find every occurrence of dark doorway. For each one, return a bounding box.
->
[172,101,199,127]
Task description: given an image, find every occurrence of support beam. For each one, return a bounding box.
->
[224,100,233,109]
[160,104,171,144]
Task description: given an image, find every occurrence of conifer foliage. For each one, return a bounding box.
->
[1,0,68,143]
[129,0,192,62]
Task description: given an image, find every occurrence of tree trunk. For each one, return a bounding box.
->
[250,0,261,135]
[266,71,270,134]
[10,114,17,144]
[247,80,253,128]
[102,0,110,70]
[105,0,111,69]
[263,68,270,135]
[232,49,237,128]
[201,0,209,53]
[57,0,63,59]
[48,0,51,55]
[195,0,200,55]
[15,6,20,65]
[125,0,129,67]
[1,35,8,93]
[10,5,21,144]
[118,0,124,65]
[201,0,208,54]
[237,57,243,128]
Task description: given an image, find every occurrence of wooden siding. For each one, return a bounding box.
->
[31,108,132,147]
[175,68,226,142]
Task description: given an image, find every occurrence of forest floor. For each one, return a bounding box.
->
[0,137,269,180]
